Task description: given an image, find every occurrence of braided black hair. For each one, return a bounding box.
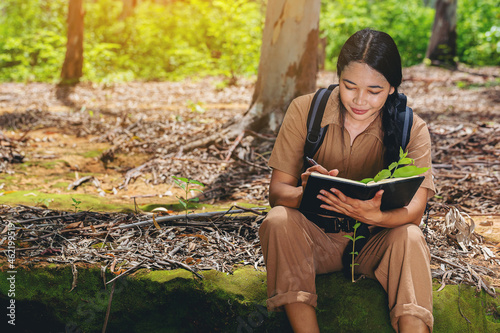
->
[337,28,403,167]
[381,91,404,167]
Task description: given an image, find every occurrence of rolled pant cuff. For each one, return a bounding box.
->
[266,291,318,312]
[390,303,434,332]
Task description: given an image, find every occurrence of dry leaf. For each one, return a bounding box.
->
[152,214,161,230]
[65,221,83,229]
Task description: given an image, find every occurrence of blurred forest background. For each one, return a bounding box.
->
[0,0,498,84]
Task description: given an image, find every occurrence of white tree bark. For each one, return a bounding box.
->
[235,0,321,134]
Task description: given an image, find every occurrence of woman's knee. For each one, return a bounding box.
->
[259,206,308,239]
[387,224,426,247]
[260,206,293,236]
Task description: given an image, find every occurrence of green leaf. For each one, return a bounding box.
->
[398,157,414,166]
[173,179,184,189]
[343,235,354,241]
[190,197,200,202]
[360,178,373,184]
[373,169,391,182]
[355,235,365,240]
[399,147,408,159]
[172,176,189,183]
[388,162,398,171]
[392,165,429,178]
[190,188,204,193]
[353,222,361,229]
[189,179,205,187]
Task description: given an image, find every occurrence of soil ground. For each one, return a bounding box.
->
[0,65,499,242]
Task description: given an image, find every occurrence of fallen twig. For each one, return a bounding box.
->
[116,208,265,230]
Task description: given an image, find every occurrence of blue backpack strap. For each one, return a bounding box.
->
[303,84,338,167]
[395,93,413,151]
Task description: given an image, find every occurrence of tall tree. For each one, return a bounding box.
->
[178,0,321,152]
[425,0,457,68]
[241,0,321,134]
[119,0,138,20]
[60,0,85,84]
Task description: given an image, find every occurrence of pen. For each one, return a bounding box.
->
[306,156,319,166]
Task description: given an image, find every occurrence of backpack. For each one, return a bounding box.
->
[303,84,413,168]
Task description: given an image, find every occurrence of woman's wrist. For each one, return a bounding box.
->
[270,184,303,208]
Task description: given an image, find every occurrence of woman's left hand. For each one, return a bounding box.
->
[317,188,385,225]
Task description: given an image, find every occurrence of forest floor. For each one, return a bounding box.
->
[0,64,499,289]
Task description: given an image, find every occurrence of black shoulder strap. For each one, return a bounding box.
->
[395,93,413,151]
[303,86,413,169]
[303,84,338,165]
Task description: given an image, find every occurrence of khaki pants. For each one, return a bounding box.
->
[259,206,433,332]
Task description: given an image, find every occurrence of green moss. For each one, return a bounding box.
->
[316,273,393,332]
[1,266,498,333]
[140,202,269,214]
[0,191,134,212]
[140,268,193,283]
[201,266,268,303]
[433,283,500,332]
[51,182,70,189]
[82,149,104,158]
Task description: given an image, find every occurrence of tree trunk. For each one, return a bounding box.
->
[169,0,320,153]
[425,0,457,68]
[119,0,137,20]
[61,0,85,84]
[232,0,321,135]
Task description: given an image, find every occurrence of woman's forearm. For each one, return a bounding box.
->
[269,182,303,208]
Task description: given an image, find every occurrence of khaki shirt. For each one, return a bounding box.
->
[269,86,436,198]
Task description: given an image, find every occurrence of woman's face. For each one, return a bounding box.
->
[339,61,395,126]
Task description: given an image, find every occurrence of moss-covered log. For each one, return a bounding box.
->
[0,265,499,332]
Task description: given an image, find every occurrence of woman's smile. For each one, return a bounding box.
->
[350,107,369,115]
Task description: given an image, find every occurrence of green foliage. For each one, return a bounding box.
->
[172,176,205,216]
[360,148,429,184]
[0,0,497,82]
[0,0,67,82]
[320,0,499,69]
[457,0,500,66]
[0,0,263,82]
[320,0,435,68]
[83,0,263,82]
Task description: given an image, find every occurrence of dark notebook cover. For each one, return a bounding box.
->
[299,172,425,217]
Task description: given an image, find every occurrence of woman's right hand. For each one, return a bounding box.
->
[300,165,339,192]
[268,167,339,209]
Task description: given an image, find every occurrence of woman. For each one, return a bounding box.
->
[259,28,435,333]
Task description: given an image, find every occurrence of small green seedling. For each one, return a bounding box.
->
[71,197,82,212]
[343,222,365,283]
[34,198,53,209]
[360,147,429,184]
[172,176,205,216]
